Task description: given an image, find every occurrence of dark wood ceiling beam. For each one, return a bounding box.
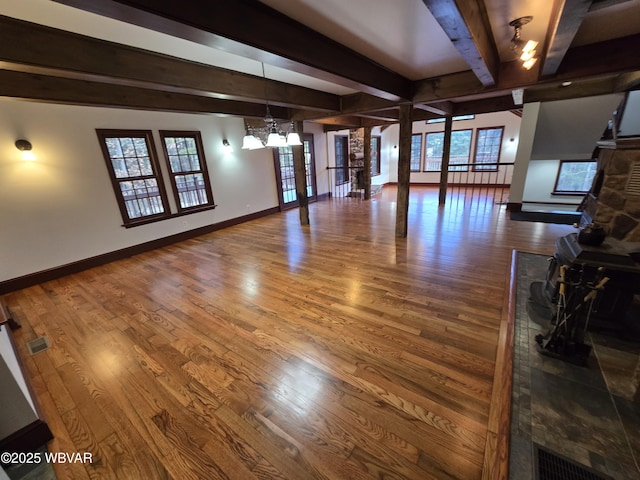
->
[0,70,291,118]
[524,76,619,103]
[451,95,520,115]
[421,0,499,86]
[413,35,640,104]
[0,16,339,112]
[541,0,593,77]
[339,93,400,115]
[52,0,412,101]
[556,33,640,79]
[414,101,454,115]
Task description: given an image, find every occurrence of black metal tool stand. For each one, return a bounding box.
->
[535,264,609,366]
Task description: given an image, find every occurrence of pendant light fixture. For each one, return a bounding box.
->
[242,63,304,150]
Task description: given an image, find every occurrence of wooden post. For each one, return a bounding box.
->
[438,115,453,205]
[292,121,310,225]
[396,103,412,237]
[363,126,372,200]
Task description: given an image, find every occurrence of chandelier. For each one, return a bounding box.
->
[242,117,302,150]
[509,16,538,70]
[242,63,302,150]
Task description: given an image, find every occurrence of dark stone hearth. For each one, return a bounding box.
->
[510,252,640,480]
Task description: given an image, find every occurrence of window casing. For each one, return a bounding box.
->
[159,131,214,212]
[410,134,422,172]
[97,130,170,226]
[553,160,598,194]
[473,127,503,172]
[371,136,381,176]
[335,135,349,185]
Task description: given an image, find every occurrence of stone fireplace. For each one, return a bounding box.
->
[347,128,382,197]
[349,128,365,193]
[583,140,640,240]
[582,91,640,241]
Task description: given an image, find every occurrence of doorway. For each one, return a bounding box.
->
[273,133,317,210]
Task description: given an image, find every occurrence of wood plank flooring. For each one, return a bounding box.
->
[3,187,575,479]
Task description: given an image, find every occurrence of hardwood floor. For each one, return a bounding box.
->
[4,186,574,479]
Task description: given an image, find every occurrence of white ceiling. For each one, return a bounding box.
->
[259,0,471,80]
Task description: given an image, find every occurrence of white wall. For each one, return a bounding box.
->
[379,111,521,185]
[0,99,282,282]
[305,122,330,196]
[521,94,623,208]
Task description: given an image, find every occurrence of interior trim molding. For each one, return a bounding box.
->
[0,206,280,294]
[481,249,517,479]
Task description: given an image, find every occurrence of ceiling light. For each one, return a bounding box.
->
[241,63,305,149]
[509,16,538,70]
[15,139,35,160]
[222,138,233,153]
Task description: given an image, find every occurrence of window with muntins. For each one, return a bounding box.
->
[371,136,381,176]
[159,131,214,212]
[424,130,472,172]
[97,129,169,226]
[473,127,503,172]
[410,134,422,172]
[335,135,349,185]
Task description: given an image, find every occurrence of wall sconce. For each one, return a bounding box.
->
[509,16,538,70]
[222,138,233,153]
[15,139,35,160]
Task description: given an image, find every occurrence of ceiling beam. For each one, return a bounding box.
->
[541,0,593,77]
[525,76,621,103]
[0,16,339,112]
[413,35,640,104]
[0,70,291,118]
[421,0,499,86]
[451,95,521,115]
[414,101,454,116]
[556,33,640,79]
[52,0,413,101]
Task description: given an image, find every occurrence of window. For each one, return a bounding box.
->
[473,127,503,172]
[554,160,597,194]
[371,136,381,176]
[335,135,349,185]
[410,134,422,172]
[425,132,444,172]
[159,131,214,212]
[423,129,472,172]
[97,130,170,226]
[426,115,475,124]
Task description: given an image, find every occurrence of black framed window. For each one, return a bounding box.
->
[97,129,170,226]
[159,131,215,212]
[553,160,598,194]
[371,136,381,176]
[335,135,349,185]
[473,127,503,172]
[410,134,422,172]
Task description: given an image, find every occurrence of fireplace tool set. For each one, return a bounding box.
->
[535,264,609,365]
